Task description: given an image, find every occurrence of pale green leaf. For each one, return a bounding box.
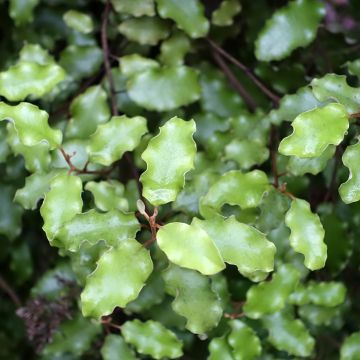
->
[285,199,327,270]
[279,103,349,158]
[244,264,301,318]
[120,54,159,77]
[9,0,39,25]
[339,139,360,204]
[193,217,276,281]
[87,115,147,166]
[347,59,360,79]
[157,222,225,275]
[140,117,196,205]
[155,0,209,38]
[56,209,139,251]
[111,0,155,17]
[208,337,234,360]
[163,265,223,334]
[255,0,325,61]
[63,10,93,34]
[212,0,241,27]
[122,319,183,359]
[159,32,191,66]
[100,335,136,360]
[19,43,54,65]
[340,332,360,360]
[127,66,201,111]
[81,239,153,319]
[0,102,62,149]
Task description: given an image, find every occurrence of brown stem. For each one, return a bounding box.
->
[0,275,21,308]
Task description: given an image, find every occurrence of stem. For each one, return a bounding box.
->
[0,275,21,308]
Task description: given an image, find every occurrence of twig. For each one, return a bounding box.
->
[0,275,21,308]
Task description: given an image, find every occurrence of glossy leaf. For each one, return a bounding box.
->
[340,332,360,360]
[127,66,201,111]
[120,54,159,77]
[140,117,196,205]
[285,199,327,270]
[9,0,39,25]
[208,337,235,360]
[111,0,155,17]
[122,319,183,359]
[298,304,343,327]
[157,222,225,275]
[255,0,325,61]
[155,0,209,38]
[163,265,223,334]
[159,32,191,66]
[81,239,153,319]
[87,115,147,166]
[100,335,136,360]
[212,0,242,27]
[18,43,54,65]
[63,10,93,34]
[279,103,348,158]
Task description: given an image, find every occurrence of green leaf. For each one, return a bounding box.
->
[122,319,183,359]
[193,217,276,281]
[298,304,344,327]
[9,0,39,25]
[340,332,360,360]
[200,170,269,219]
[81,239,153,319]
[100,335,136,360]
[255,0,325,61]
[56,209,139,251]
[159,32,191,66]
[279,103,349,158]
[87,115,147,166]
[339,139,360,204]
[65,85,110,139]
[157,222,225,275]
[40,173,83,243]
[0,102,62,149]
[311,73,360,113]
[118,17,170,46]
[262,308,315,357]
[285,199,327,270]
[111,0,155,17]
[140,117,196,206]
[243,264,301,318]
[208,337,235,360]
[18,43,54,65]
[155,0,209,38]
[228,320,262,360]
[63,10,93,34]
[120,54,159,78]
[163,265,223,334]
[127,66,201,111]
[212,0,242,27]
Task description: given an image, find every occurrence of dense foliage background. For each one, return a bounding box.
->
[1,0,360,359]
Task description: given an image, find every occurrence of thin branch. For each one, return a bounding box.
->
[0,275,21,308]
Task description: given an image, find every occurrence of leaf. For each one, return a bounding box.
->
[255,0,325,61]
[100,335,136,360]
[118,17,170,46]
[243,264,301,318]
[298,304,344,327]
[285,199,327,270]
[120,54,159,77]
[127,66,201,111]
[40,173,83,243]
[279,103,349,158]
[262,308,315,357]
[200,170,269,219]
[63,10,93,34]
[87,115,147,166]
[122,319,183,359]
[193,217,276,281]
[311,73,360,113]
[65,85,110,139]
[19,43,54,65]
[208,337,235,360]
[0,61,65,101]
[339,139,360,204]
[162,265,223,334]
[56,209,139,251]
[140,117,196,206]
[159,31,191,66]
[340,332,360,360]
[9,0,39,25]
[212,0,242,27]
[0,102,62,149]
[157,222,225,275]
[155,0,209,38]
[111,0,155,17]
[228,320,262,360]
[81,239,153,319]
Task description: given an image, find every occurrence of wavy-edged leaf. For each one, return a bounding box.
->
[87,115,147,166]
[279,103,348,158]
[208,337,234,360]
[120,54,159,77]
[63,10,93,34]
[9,0,39,25]
[155,0,209,38]
[339,139,360,204]
[56,209,139,251]
[212,0,241,27]
[111,0,155,17]
[163,265,223,334]
[340,332,360,360]
[0,102,62,149]
[285,199,327,270]
[81,239,153,319]
[255,0,325,61]
[19,43,54,65]
[100,335,136,360]
[122,319,183,359]
[200,170,269,219]
[157,222,225,275]
[40,173,83,243]
[193,217,276,281]
[128,66,200,111]
[244,264,301,318]
[159,32,191,66]
[140,117,196,206]
[299,304,344,327]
